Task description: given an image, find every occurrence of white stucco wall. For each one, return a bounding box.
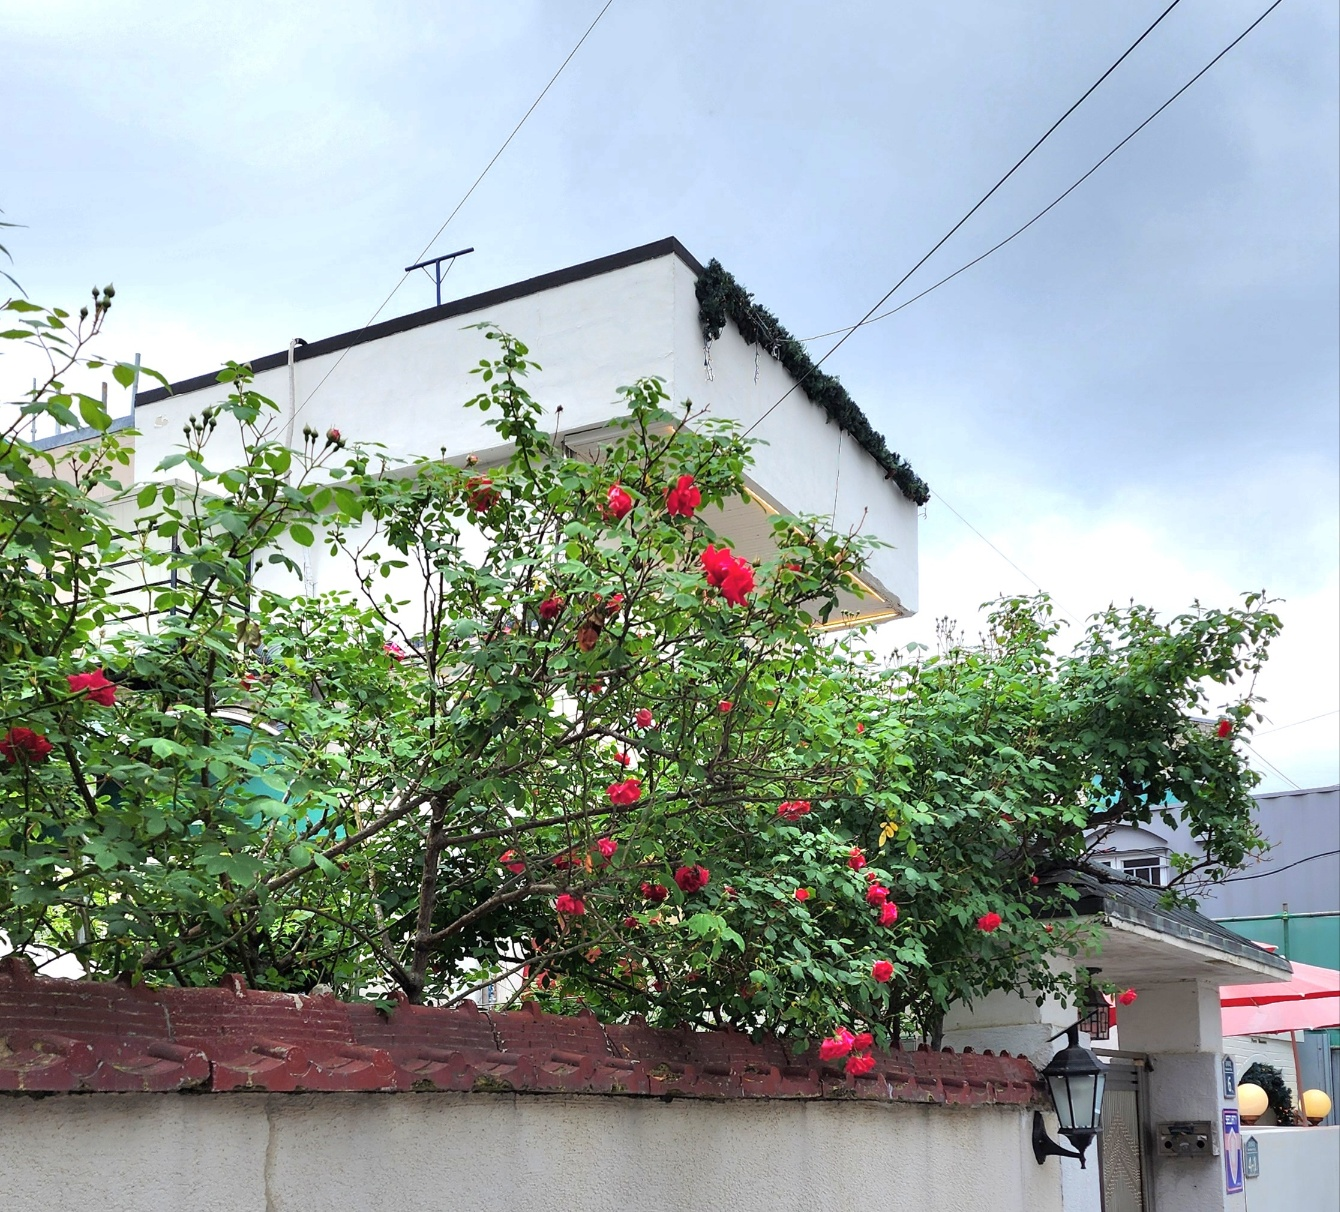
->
[666,258,918,614]
[130,247,919,619]
[0,1092,1059,1212]
[1240,1125,1340,1209]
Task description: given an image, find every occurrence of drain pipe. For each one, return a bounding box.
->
[284,337,307,455]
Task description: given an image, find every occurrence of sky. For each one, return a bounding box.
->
[3,0,1337,792]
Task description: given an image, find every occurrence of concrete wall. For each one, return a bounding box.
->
[1240,1126,1340,1209]
[0,1092,1061,1212]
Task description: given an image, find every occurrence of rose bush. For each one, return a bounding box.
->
[1,287,1280,1050]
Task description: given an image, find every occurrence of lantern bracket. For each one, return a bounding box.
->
[1033,1111,1092,1168]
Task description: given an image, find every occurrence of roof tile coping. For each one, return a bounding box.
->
[0,958,1040,1105]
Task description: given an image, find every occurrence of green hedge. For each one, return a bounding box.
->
[695,259,930,506]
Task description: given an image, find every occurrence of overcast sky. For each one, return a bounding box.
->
[4,0,1337,792]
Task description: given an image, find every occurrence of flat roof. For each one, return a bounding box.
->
[135,237,704,406]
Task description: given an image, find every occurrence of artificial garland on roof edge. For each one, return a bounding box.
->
[695,259,931,506]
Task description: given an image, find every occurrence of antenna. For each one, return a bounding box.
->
[404,247,475,308]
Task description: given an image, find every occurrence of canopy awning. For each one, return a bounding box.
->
[1221,957,1340,1036]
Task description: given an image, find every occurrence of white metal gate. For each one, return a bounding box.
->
[1099,1057,1154,1212]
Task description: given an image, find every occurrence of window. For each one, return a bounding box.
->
[1117,854,1167,887]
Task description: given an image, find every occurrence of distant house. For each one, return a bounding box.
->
[1090,784,1340,967]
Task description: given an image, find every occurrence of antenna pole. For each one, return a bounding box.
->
[404,247,475,307]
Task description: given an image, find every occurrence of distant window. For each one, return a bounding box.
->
[1118,854,1167,886]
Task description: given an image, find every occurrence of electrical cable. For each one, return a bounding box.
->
[928,490,1083,625]
[293,0,618,419]
[741,0,1188,439]
[1241,740,1304,790]
[1254,709,1340,737]
[798,0,1286,344]
[1220,850,1339,883]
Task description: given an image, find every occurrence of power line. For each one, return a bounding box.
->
[294,0,619,419]
[931,490,1082,625]
[742,0,1187,439]
[1221,850,1340,884]
[1241,740,1303,790]
[799,0,1286,344]
[1255,709,1340,737]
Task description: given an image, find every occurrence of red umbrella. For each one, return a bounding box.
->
[1221,959,1340,1036]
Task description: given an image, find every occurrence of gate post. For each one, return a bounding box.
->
[1116,980,1246,1212]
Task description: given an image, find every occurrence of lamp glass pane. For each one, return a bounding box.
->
[1047,1071,1077,1130]
[1065,1073,1100,1131]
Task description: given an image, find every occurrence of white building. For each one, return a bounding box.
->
[118,237,922,626]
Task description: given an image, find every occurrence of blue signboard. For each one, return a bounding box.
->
[1222,1109,1244,1195]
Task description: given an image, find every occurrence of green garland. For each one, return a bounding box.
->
[695,259,931,506]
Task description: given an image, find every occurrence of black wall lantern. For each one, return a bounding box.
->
[1033,1023,1107,1168]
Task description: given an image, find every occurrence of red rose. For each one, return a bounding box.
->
[538,595,564,621]
[719,561,755,607]
[674,864,710,894]
[851,1032,874,1051]
[847,847,866,871]
[634,708,653,729]
[856,722,865,734]
[818,1029,855,1061]
[607,778,641,806]
[718,700,733,714]
[1216,718,1233,738]
[845,1052,876,1077]
[866,883,889,907]
[67,669,116,706]
[0,727,54,764]
[777,800,812,821]
[622,916,640,929]
[872,960,894,983]
[603,483,633,521]
[1117,988,1138,1006]
[699,545,755,607]
[325,427,341,444]
[700,544,732,588]
[794,888,811,902]
[499,849,526,875]
[596,837,618,859]
[466,476,498,512]
[1029,874,1040,886]
[977,911,1003,933]
[640,881,669,903]
[612,750,633,767]
[555,893,586,916]
[665,474,702,518]
[604,593,625,613]
[878,902,899,927]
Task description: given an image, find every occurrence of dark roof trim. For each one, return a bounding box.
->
[136,237,706,406]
